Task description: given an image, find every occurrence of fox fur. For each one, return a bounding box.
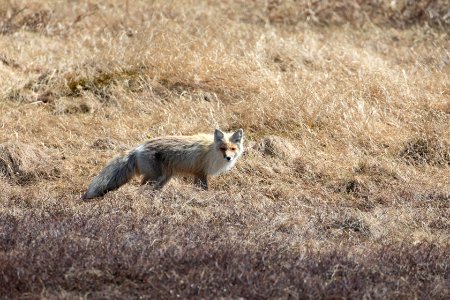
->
[82,129,244,199]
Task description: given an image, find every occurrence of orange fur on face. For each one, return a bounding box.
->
[218,142,239,159]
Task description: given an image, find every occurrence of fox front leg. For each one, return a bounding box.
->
[194,174,208,190]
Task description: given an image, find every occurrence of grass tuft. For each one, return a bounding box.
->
[400,136,450,166]
[0,142,60,185]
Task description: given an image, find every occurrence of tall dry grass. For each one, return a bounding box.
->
[0,0,449,298]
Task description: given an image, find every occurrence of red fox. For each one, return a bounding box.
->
[82,129,244,199]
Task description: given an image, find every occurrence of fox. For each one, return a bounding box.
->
[82,128,244,199]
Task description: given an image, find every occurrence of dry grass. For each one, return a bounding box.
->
[0,0,449,298]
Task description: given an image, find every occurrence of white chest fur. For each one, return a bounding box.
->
[207,156,238,176]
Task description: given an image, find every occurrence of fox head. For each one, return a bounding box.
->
[214,128,244,162]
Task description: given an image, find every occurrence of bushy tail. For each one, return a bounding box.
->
[82,151,138,199]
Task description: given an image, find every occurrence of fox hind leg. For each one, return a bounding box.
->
[140,173,171,190]
[141,175,154,185]
[137,151,170,188]
[194,174,208,190]
[155,174,172,189]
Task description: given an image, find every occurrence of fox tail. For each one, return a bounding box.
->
[82,150,138,200]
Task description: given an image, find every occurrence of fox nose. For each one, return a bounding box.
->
[226,156,232,161]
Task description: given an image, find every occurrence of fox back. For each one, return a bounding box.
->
[136,128,244,177]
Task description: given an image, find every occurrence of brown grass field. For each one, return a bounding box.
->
[0,0,449,298]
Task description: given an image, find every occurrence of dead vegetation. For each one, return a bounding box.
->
[0,0,449,298]
[264,0,450,28]
[0,142,60,184]
[400,135,450,166]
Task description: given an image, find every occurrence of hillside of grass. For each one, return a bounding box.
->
[0,1,449,298]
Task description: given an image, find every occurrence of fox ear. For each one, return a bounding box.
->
[214,129,225,142]
[230,128,243,143]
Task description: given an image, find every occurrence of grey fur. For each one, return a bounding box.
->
[82,150,138,199]
[230,129,243,143]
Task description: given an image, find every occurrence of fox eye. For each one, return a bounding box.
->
[231,147,236,151]
[220,147,227,151]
